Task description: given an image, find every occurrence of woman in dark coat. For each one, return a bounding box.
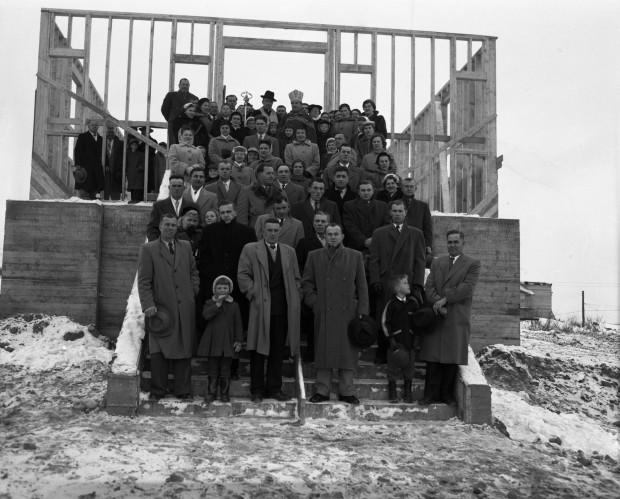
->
[375,173,404,204]
[172,103,209,148]
[362,98,388,138]
[290,159,313,189]
[125,139,145,203]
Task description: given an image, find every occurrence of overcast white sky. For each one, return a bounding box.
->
[0,0,618,323]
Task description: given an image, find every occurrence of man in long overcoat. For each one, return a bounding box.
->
[237,219,301,402]
[419,230,481,406]
[138,213,200,399]
[161,78,198,145]
[369,199,426,363]
[73,118,105,199]
[302,223,369,404]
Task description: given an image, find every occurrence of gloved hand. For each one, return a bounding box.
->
[389,337,398,351]
[371,282,383,296]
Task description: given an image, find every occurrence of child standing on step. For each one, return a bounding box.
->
[197,275,243,403]
[381,274,421,404]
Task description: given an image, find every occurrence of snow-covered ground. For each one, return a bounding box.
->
[0,315,619,497]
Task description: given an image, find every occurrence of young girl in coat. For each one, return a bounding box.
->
[197,275,243,403]
[381,274,421,404]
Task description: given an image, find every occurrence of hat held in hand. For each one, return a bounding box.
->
[348,315,379,349]
[145,305,172,338]
[73,166,87,184]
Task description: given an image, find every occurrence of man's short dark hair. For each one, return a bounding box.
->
[218,201,237,210]
[256,163,274,175]
[169,174,185,183]
[446,229,465,240]
[178,78,189,85]
[189,165,205,177]
[314,211,330,222]
[338,103,351,111]
[326,222,343,233]
[161,212,178,222]
[258,139,272,149]
[388,199,407,210]
[358,180,373,190]
[219,120,231,131]
[334,166,349,176]
[230,111,242,120]
[254,115,267,124]
[266,192,289,208]
[310,178,325,188]
[264,217,280,226]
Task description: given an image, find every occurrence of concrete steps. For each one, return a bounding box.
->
[137,396,457,421]
[142,372,426,401]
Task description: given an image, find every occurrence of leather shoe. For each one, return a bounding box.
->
[308,393,330,403]
[267,391,291,402]
[338,395,360,405]
[251,393,263,403]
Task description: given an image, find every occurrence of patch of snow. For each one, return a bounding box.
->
[459,346,489,385]
[431,211,480,217]
[493,388,619,458]
[111,276,145,375]
[0,315,112,370]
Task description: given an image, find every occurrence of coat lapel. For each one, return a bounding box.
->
[445,254,466,282]
[256,242,270,280]
[159,240,175,267]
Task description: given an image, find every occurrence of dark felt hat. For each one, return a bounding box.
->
[308,104,323,112]
[348,315,379,349]
[145,305,172,338]
[391,346,411,369]
[412,304,442,330]
[260,90,277,102]
[73,167,87,184]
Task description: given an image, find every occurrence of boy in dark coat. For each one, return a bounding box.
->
[381,274,421,403]
[197,275,243,403]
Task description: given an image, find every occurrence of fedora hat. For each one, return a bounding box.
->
[412,304,442,330]
[145,305,172,338]
[260,90,277,102]
[391,346,411,369]
[73,166,87,184]
[348,315,379,349]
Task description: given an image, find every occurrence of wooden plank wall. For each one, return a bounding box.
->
[0,201,102,325]
[97,205,151,338]
[431,215,521,351]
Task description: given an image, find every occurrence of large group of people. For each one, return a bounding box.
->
[132,79,481,407]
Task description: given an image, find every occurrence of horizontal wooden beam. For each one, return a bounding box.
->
[339,63,373,74]
[392,133,486,144]
[126,120,167,128]
[50,47,85,58]
[47,117,83,125]
[174,54,211,65]
[223,36,327,54]
[43,8,495,41]
[456,71,487,81]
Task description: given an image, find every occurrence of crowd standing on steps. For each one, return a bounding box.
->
[128,82,481,407]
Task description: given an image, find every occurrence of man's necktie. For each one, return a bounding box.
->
[449,256,455,270]
[168,242,175,255]
[174,200,180,216]
[395,224,401,233]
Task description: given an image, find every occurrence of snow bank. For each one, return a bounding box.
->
[0,315,112,370]
[431,211,480,217]
[493,388,619,458]
[111,276,145,375]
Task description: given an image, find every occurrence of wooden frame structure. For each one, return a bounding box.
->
[31,8,498,216]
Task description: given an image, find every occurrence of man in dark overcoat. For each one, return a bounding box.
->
[369,199,426,363]
[146,175,198,241]
[138,213,200,399]
[325,166,357,221]
[290,178,341,238]
[102,123,124,200]
[205,162,249,225]
[302,223,369,405]
[161,78,198,145]
[237,219,301,402]
[73,118,105,199]
[401,177,433,262]
[419,230,480,406]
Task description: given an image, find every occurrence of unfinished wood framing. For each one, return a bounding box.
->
[31,8,498,216]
